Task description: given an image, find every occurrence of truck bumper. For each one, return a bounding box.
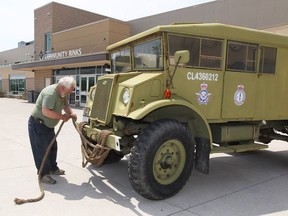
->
[80,123,121,151]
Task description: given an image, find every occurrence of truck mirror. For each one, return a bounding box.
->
[174,50,190,64]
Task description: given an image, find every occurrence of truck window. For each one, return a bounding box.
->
[168,34,223,69]
[133,38,162,69]
[111,48,131,73]
[260,46,277,74]
[227,41,257,72]
[200,38,223,69]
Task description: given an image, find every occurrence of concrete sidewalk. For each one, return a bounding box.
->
[1,98,288,216]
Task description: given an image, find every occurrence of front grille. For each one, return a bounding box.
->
[91,78,113,123]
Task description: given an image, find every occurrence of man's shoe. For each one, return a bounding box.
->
[40,174,56,184]
[50,168,65,175]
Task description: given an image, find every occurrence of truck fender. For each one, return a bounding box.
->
[128,99,212,174]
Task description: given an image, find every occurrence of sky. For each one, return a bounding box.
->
[0,0,213,52]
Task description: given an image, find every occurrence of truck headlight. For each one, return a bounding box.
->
[82,107,90,122]
[122,88,130,105]
[83,107,90,117]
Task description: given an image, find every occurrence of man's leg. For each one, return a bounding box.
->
[28,116,52,176]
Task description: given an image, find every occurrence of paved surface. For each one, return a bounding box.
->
[1,98,288,216]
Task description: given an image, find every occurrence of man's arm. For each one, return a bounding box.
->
[42,107,71,122]
[63,105,77,122]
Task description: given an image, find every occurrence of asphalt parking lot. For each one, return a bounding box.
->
[1,98,288,216]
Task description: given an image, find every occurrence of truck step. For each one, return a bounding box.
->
[211,143,268,154]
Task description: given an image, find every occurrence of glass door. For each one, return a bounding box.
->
[80,76,95,106]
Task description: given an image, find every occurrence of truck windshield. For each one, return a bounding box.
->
[110,38,163,73]
[133,38,163,70]
[111,48,131,73]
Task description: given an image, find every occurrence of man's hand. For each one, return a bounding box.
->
[70,113,77,122]
[63,106,77,122]
[61,114,71,122]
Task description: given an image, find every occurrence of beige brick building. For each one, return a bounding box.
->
[8,2,130,105]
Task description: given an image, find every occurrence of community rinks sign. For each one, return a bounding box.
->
[40,48,82,60]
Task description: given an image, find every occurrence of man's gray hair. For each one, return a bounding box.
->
[57,76,76,89]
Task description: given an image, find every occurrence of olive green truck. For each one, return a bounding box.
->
[78,23,288,200]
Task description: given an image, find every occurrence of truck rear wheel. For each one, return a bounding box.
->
[128,119,194,200]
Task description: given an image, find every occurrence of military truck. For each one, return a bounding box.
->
[79,23,288,200]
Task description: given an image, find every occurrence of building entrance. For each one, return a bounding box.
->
[80,75,95,106]
[53,66,107,107]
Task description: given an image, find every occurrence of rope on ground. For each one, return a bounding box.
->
[14,119,112,205]
[14,121,65,205]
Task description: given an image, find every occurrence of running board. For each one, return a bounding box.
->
[211,143,268,154]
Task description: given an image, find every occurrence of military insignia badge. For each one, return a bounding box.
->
[196,83,211,105]
[234,84,246,106]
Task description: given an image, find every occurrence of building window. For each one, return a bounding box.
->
[54,68,76,76]
[45,32,51,54]
[9,76,25,94]
[80,67,96,74]
[260,46,277,74]
[96,65,103,74]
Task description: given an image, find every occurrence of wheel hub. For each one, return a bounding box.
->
[153,140,186,185]
[160,154,175,169]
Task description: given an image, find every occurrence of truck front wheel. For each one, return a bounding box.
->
[128,119,194,200]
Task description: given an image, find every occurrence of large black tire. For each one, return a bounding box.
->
[128,119,194,200]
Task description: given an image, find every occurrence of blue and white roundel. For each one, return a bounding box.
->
[234,84,246,106]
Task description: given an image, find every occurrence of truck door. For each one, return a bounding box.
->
[221,41,258,119]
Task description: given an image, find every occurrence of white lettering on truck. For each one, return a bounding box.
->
[187,72,218,82]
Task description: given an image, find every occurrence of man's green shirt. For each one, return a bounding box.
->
[31,84,67,128]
